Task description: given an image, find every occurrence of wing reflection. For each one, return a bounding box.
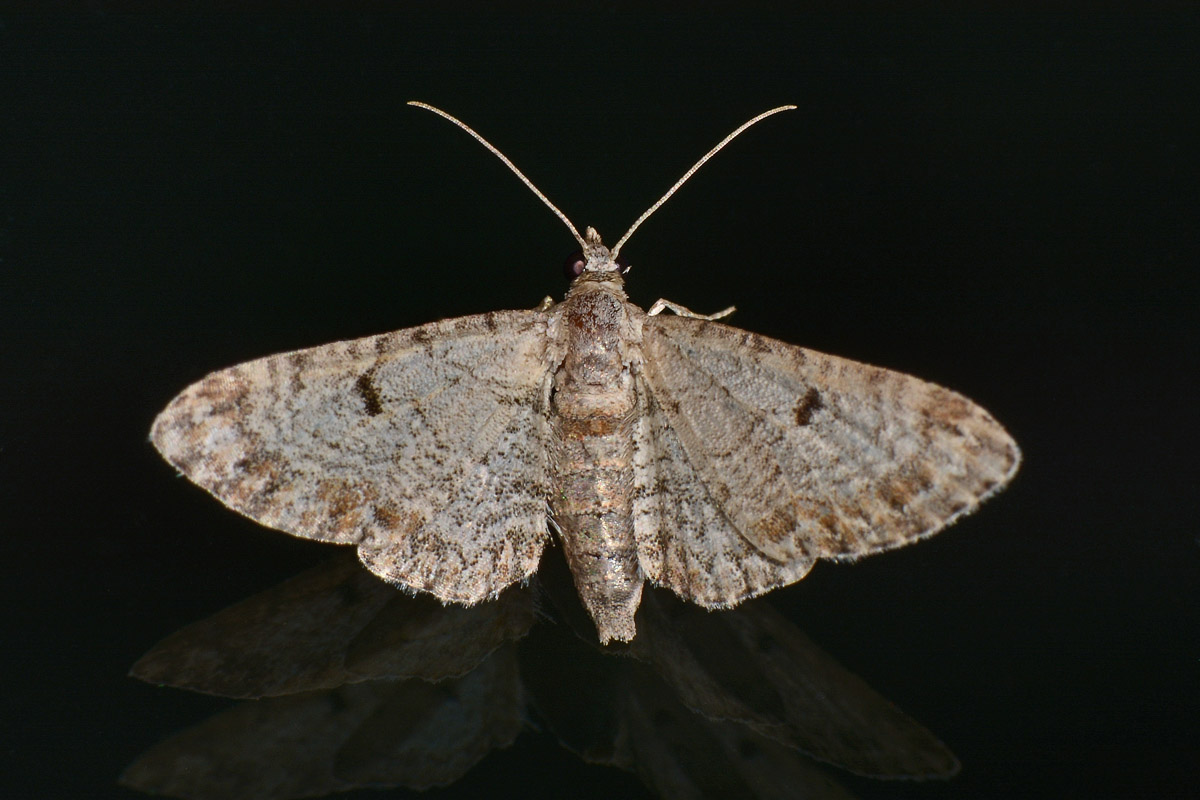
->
[123,550,958,799]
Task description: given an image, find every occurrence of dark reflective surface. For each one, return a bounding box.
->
[122,550,958,799]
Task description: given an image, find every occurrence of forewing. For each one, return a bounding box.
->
[152,310,551,603]
[633,374,815,606]
[638,314,1019,604]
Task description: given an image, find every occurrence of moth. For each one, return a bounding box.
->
[152,103,1020,644]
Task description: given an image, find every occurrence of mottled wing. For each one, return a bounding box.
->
[633,376,805,606]
[152,310,551,604]
[636,314,1020,607]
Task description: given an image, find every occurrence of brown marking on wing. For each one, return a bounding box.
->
[750,505,797,548]
[372,502,423,537]
[793,387,824,426]
[355,370,383,416]
[315,480,376,540]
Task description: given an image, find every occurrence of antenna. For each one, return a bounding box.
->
[407,101,587,249]
[408,101,796,259]
[610,105,796,256]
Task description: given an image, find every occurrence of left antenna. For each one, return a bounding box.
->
[408,101,587,249]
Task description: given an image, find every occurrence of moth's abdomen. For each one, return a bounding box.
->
[550,412,640,643]
[549,289,643,644]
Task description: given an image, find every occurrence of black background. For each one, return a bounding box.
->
[3,7,1197,799]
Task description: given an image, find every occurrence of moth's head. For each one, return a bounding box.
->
[563,226,630,283]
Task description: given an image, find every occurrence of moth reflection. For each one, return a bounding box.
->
[122,551,959,799]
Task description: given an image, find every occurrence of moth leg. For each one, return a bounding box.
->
[647,298,736,320]
[535,296,556,312]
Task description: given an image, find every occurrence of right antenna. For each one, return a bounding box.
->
[610,105,797,257]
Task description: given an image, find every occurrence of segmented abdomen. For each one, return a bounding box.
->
[548,291,644,643]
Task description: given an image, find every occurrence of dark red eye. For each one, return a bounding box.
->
[563,250,586,279]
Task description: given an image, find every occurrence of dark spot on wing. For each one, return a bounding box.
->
[793,387,824,426]
[745,333,772,354]
[285,353,310,394]
[878,478,913,511]
[355,370,383,416]
[752,506,796,544]
[287,352,311,372]
[372,503,400,529]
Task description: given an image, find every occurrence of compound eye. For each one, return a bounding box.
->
[563,250,586,279]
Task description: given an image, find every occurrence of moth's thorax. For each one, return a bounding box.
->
[547,271,644,644]
[553,283,640,395]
